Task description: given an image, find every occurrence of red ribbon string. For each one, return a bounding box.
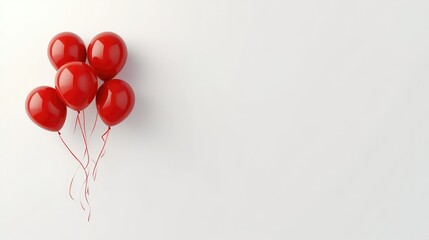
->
[82,111,88,160]
[91,113,99,136]
[58,132,86,177]
[77,111,90,170]
[73,111,79,134]
[93,126,111,181]
[82,110,87,138]
[68,166,79,200]
[59,114,92,221]
[58,111,98,222]
[77,111,92,221]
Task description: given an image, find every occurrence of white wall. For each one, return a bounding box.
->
[1,0,429,239]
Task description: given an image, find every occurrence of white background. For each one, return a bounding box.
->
[1,0,429,239]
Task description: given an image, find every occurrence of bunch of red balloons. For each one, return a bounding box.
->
[25,32,135,220]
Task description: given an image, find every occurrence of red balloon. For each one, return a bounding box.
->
[55,62,98,111]
[96,79,135,126]
[87,32,127,81]
[48,32,86,70]
[26,86,67,132]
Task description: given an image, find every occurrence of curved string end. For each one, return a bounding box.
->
[92,126,111,181]
[80,201,86,211]
[69,192,75,201]
[91,113,99,136]
[73,112,80,134]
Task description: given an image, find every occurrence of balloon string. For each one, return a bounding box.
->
[69,112,91,212]
[70,112,84,203]
[82,111,88,160]
[58,132,86,176]
[58,127,91,221]
[77,111,92,221]
[61,129,87,211]
[68,171,90,213]
[58,131,89,204]
[73,112,79,134]
[77,112,90,170]
[68,166,79,200]
[82,110,87,138]
[83,110,90,164]
[71,172,89,213]
[91,113,99,136]
[93,127,111,181]
[80,178,92,221]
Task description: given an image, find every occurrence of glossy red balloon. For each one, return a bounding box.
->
[48,32,86,70]
[87,32,127,81]
[55,62,98,111]
[96,79,135,126]
[26,86,67,132]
